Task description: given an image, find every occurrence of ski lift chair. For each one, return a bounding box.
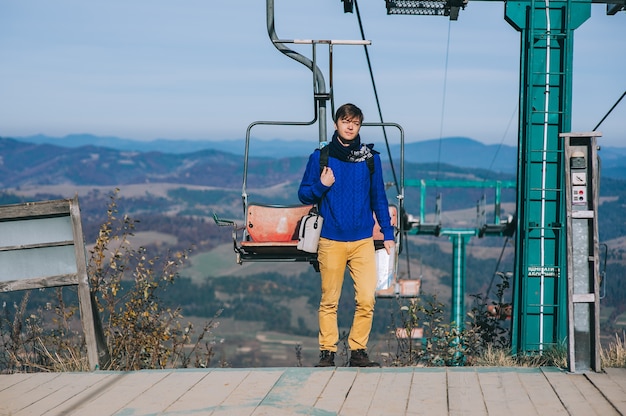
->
[217,203,401,272]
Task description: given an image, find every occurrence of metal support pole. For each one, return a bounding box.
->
[449,232,472,329]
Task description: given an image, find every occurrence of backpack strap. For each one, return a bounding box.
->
[319,145,374,175]
[319,145,329,174]
[366,155,374,175]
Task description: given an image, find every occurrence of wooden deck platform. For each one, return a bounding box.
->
[1,366,625,415]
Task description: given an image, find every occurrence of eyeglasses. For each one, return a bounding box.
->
[340,119,361,127]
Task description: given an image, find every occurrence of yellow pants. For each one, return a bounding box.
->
[317,237,377,352]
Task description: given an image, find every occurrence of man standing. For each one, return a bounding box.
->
[298,103,395,367]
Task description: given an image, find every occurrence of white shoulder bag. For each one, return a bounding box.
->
[297,207,323,253]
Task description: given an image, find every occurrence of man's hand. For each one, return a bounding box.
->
[320,166,335,186]
[384,240,395,255]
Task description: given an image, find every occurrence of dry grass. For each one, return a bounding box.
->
[473,343,568,368]
[472,345,518,367]
[601,331,626,368]
[475,334,626,369]
[32,339,90,372]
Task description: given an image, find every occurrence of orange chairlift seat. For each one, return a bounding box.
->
[213,204,317,266]
[238,203,316,263]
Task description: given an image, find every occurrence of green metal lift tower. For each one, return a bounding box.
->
[381,0,624,359]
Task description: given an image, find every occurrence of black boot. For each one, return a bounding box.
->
[349,349,380,367]
[315,350,336,367]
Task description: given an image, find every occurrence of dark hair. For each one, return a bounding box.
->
[334,103,363,123]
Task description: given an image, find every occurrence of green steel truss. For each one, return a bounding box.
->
[505,0,591,353]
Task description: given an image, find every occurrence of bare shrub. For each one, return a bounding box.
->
[0,189,221,373]
[386,294,482,367]
[88,189,220,370]
[386,270,571,368]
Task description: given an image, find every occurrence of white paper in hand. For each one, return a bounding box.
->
[375,246,395,291]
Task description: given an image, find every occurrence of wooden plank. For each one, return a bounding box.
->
[19,372,112,416]
[314,368,358,414]
[497,369,538,415]
[447,368,487,416]
[0,274,79,292]
[477,369,537,415]
[251,368,333,416]
[517,368,568,415]
[542,369,615,416]
[40,372,115,415]
[109,370,209,415]
[0,240,74,252]
[0,199,70,220]
[474,371,507,415]
[605,368,626,392]
[0,373,34,391]
[339,370,381,415]
[57,370,171,415]
[567,373,620,416]
[586,370,626,414]
[406,368,448,416]
[0,372,61,413]
[71,195,107,371]
[210,369,285,416]
[164,369,248,413]
[367,368,413,415]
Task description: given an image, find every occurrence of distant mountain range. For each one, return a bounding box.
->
[3,133,626,343]
[5,134,626,179]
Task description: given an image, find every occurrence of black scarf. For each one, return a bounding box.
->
[328,131,376,163]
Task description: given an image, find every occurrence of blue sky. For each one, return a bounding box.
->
[0,1,624,146]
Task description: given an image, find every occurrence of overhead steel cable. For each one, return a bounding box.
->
[353,0,399,195]
[435,21,452,182]
[593,90,625,132]
[353,0,409,281]
[486,104,518,178]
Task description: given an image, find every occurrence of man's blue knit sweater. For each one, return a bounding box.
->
[298,147,395,243]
